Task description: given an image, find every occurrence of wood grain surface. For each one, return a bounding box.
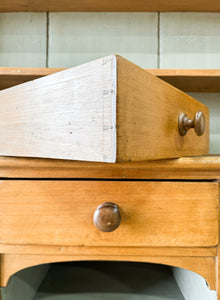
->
[0,55,117,162]
[0,0,219,12]
[0,181,218,247]
[0,156,219,179]
[0,254,216,291]
[116,56,209,162]
[1,67,219,92]
[0,244,216,257]
[0,55,209,162]
[149,69,220,93]
[0,67,63,91]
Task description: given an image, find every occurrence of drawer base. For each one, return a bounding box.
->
[0,250,217,292]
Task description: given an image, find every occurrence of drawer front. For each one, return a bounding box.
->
[0,181,218,247]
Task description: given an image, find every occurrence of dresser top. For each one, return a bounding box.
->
[0,156,219,180]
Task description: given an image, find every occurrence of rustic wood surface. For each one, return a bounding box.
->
[0,244,216,257]
[0,67,63,91]
[0,156,219,179]
[116,56,209,162]
[0,181,217,247]
[0,55,209,162]
[0,0,219,12]
[0,159,218,295]
[149,69,220,93]
[0,55,117,162]
[1,67,219,93]
[0,254,216,291]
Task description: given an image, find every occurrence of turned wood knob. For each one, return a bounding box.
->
[178,111,205,136]
[93,202,121,232]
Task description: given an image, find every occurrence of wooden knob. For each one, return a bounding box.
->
[178,111,205,136]
[93,202,121,232]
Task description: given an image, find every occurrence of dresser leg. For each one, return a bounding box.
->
[0,254,38,287]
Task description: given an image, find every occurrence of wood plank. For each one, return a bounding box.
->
[1,67,219,93]
[149,69,220,93]
[0,254,216,291]
[0,55,209,162]
[0,67,63,91]
[0,13,47,68]
[0,0,219,12]
[0,156,219,179]
[116,56,209,162]
[0,181,218,247]
[0,55,117,163]
[0,244,216,257]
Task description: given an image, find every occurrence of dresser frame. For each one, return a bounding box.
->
[0,156,219,297]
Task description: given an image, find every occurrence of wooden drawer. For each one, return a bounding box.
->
[0,180,218,247]
[0,55,209,163]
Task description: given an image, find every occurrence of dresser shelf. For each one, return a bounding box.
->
[0,0,219,12]
[0,67,219,93]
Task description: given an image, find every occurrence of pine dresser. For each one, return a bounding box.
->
[0,156,219,297]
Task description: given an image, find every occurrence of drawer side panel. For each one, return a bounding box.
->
[117,56,209,162]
